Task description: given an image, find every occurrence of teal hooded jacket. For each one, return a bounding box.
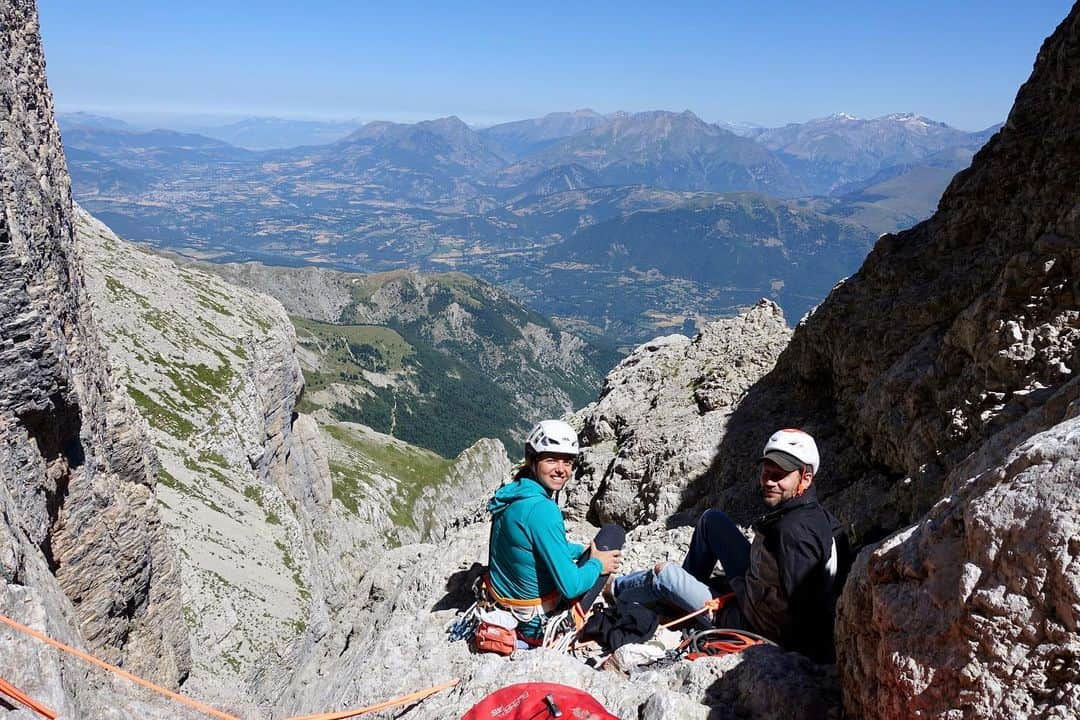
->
[487,477,602,605]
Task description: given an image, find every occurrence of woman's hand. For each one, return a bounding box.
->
[590,540,623,575]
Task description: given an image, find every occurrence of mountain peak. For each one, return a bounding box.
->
[884,111,925,123]
[421,115,469,131]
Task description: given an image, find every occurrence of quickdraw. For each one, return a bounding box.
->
[447,601,482,642]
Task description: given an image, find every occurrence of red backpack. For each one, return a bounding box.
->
[460,682,619,720]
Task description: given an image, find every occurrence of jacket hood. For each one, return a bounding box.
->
[488,477,551,516]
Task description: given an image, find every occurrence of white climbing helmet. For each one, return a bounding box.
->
[525,420,580,457]
[761,428,820,475]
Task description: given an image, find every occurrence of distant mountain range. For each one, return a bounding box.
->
[479,109,610,161]
[58,111,364,149]
[497,110,804,196]
[193,117,364,149]
[58,108,999,344]
[745,112,998,194]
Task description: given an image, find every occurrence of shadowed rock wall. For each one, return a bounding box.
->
[700,5,1080,545]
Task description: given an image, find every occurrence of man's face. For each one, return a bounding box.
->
[759,459,806,507]
[534,452,576,493]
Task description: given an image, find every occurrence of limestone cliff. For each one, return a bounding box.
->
[0,1,189,716]
[75,207,335,713]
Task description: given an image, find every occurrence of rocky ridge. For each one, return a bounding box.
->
[272,520,844,720]
[566,301,791,526]
[75,206,513,713]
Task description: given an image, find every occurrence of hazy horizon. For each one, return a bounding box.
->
[39,1,1074,133]
[56,105,1005,134]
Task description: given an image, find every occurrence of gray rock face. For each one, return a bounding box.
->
[838,395,1080,719]
[0,3,188,717]
[569,301,790,526]
[75,206,328,710]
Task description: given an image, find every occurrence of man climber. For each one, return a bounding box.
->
[612,429,850,661]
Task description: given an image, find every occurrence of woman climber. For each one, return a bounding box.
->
[485,419,624,644]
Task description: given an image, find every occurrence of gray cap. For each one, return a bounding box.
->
[760,450,805,472]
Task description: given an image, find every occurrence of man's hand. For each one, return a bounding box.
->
[590,540,623,574]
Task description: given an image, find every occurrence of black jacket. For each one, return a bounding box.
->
[732,486,850,662]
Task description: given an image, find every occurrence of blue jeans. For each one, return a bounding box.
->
[612,510,751,618]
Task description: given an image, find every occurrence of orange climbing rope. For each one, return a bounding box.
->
[659,593,733,629]
[0,613,457,720]
[684,629,770,659]
[0,675,58,719]
[287,678,460,720]
[0,613,241,720]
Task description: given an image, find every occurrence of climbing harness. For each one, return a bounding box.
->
[480,573,561,622]
[0,613,457,720]
[448,573,590,655]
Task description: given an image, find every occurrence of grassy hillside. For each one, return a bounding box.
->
[295,316,521,456]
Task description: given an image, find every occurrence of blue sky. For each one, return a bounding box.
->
[38,0,1075,130]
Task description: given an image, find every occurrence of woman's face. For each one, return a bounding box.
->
[533,452,576,493]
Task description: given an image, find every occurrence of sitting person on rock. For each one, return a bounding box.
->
[612,428,850,662]
[486,419,624,644]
